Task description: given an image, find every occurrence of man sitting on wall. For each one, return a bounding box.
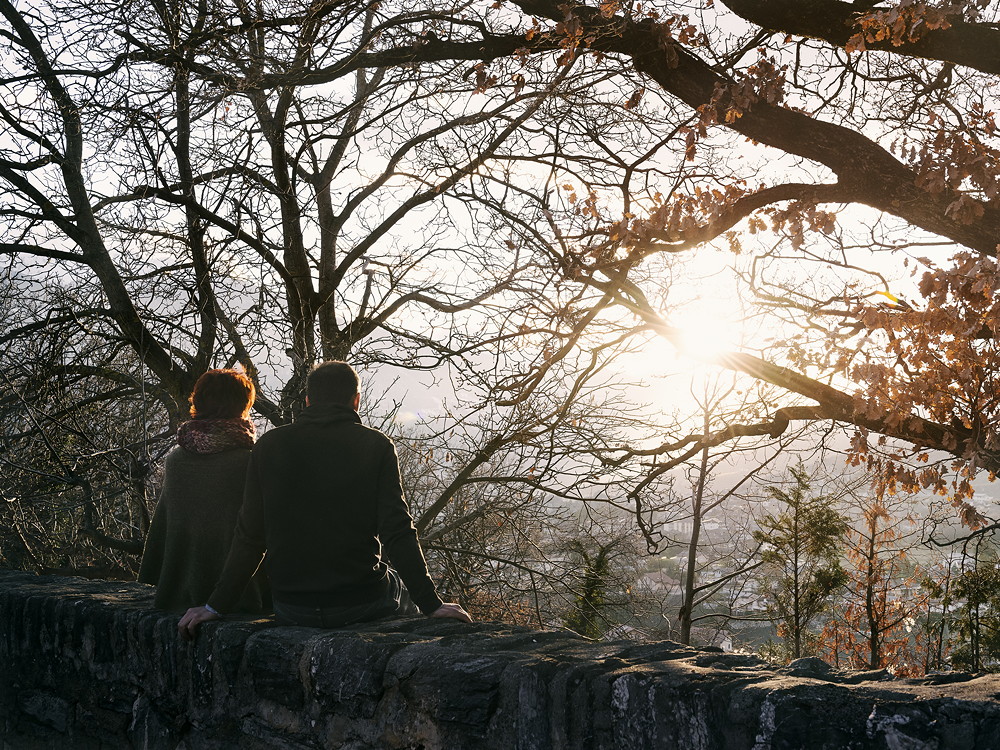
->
[178,361,471,637]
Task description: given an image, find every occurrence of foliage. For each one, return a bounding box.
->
[754,464,849,660]
[4,0,1000,633]
[818,495,927,675]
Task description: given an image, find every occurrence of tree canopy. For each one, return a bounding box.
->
[2,0,1000,574]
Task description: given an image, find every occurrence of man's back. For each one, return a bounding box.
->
[207,402,442,616]
[255,403,437,611]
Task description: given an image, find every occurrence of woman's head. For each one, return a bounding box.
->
[189,369,255,420]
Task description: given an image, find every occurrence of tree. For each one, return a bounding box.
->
[0,0,675,576]
[5,0,1000,586]
[560,532,633,638]
[755,464,849,660]
[948,535,1000,672]
[0,283,163,575]
[670,375,802,645]
[819,492,928,674]
[290,0,1000,511]
[6,0,999,451]
[916,561,955,675]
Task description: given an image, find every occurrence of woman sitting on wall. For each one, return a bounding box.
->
[139,369,270,613]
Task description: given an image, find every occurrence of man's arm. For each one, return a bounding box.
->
[376,442,470,620]
[178,454,267,640]
[430,602,473,623]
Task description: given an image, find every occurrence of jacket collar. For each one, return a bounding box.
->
[296,403,362,426]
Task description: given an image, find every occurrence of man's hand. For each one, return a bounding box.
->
[430,602,473,623]
[178,605,220,641]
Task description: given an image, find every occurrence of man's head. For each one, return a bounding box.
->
[306,361,360,408]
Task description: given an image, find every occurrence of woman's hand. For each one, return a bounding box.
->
[177,605,221,640]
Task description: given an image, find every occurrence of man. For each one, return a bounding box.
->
[178,361,471,638]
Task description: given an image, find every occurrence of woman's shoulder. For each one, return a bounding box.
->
[159,446,253,505]
[164,444,253,469]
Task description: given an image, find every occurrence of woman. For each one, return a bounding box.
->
[139,369,270,613]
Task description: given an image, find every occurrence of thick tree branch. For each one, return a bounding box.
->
[630,182,855,253]
[514,0,1000,257]
[591,273,999,469]
[126,29,558,91]
[0,242,87,263]
[720,0,1000,75]
[322,1,994,258]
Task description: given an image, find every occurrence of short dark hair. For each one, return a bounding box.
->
[189,369,255,420]
[307,361,360,406]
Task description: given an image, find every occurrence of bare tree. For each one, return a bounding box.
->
[300,0,1000,501]
[0,0,671,576]
[6,0,1000,619]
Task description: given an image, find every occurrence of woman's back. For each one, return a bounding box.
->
[138,369,269,614]
[140,447,268,612]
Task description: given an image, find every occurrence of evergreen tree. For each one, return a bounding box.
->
[754,465,848,660]
[949,547,1000,673]
[562,538,613,639]
[560,529,638,639]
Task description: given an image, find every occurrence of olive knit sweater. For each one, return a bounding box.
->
[207,404,443,616]
[138,446,270,613]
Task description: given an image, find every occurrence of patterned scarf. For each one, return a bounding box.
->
[177,418,256,454]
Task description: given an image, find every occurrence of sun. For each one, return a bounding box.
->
[620,257,765,413]
[670,294,747,364]
[622,287,752,410]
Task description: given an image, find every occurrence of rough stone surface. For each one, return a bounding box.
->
[2,570,1000,748]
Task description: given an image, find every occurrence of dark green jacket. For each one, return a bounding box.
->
[208,404,443,615]
[138,447,270,613]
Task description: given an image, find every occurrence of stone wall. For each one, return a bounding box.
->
[1,569,999,749]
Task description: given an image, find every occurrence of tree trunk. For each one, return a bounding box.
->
[679,413,710,645]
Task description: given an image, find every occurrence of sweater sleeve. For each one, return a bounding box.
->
[207,453,267,613]
[376,442,443,615]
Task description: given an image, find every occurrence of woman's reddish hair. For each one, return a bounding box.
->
[189,369,255,420]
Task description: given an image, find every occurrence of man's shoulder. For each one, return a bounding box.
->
[254,422,293,442]
[352,422,394,444]
[253,422,297,452]
[255,419,393,449]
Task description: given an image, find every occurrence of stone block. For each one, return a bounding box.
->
[18,690,70,733]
